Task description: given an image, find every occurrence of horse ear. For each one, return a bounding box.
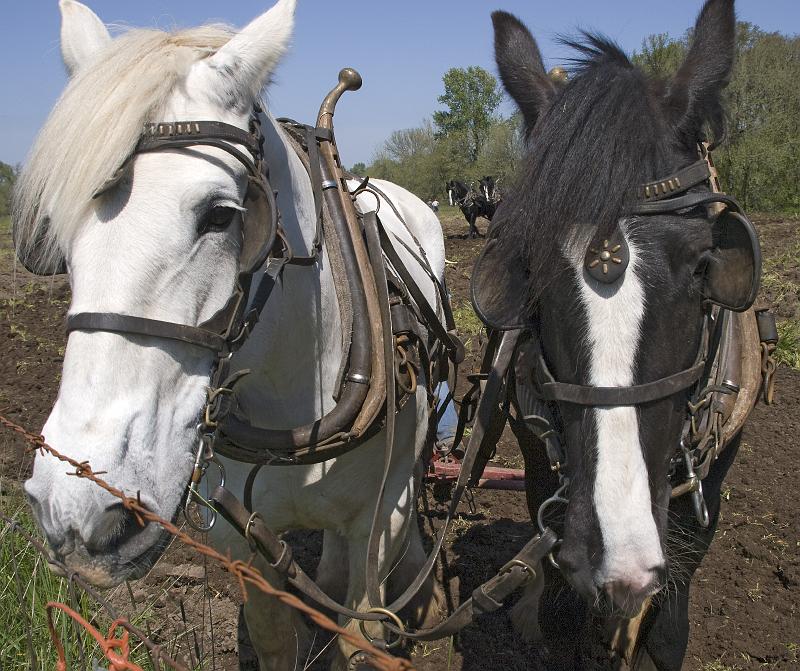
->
[667,0,736,143]
[203,0,296,107]
[492,11,556,132]
[59,0,111,77]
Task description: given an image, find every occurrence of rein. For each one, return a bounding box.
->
[56,69,521,649]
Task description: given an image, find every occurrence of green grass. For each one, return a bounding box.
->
[0,488,167,671]
[702,662,740,671]
[0,487,98,670]
[452,300,483,338]
[776,319,800,370]
[0,215,10,236]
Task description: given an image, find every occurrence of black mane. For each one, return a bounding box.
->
[494,33,688,301]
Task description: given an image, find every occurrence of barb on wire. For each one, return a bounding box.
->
[0,413,415,671]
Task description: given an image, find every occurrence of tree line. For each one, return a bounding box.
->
[3,23,796,216]
[0,162,16,218]
[360,22,799,213]
[354,66,524,201]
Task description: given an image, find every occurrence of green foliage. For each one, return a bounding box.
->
[433,67,503,163]
[0,161,18,218]
[632,23,800,213]
[350,162,366,176]
[631,33,686,77]
[715,25,800,212]
[364,66,518,199]
[0,490,104,670]
[776,319,800,370]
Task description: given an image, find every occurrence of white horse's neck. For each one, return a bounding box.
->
[231,111,343,428]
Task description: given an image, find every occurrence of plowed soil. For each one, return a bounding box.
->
[0,212,797,670]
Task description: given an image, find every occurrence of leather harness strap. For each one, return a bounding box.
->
[638,158,712,202]
[210,329,559,639]
[537,360,707,406]
[66,312,227,352]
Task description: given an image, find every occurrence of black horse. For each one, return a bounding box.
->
[479,175,501,203]
[476,2,761,668]
[446,179,496,238]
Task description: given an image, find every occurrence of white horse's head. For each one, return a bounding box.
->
[17,0,296,588]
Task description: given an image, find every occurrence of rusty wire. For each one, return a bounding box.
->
[0,412,415,671]
[1,512,189,671]
[47,602,145,671]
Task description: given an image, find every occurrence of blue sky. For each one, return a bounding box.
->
[2,1,798,169]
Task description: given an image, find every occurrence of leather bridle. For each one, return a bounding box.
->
[65,111,291,361]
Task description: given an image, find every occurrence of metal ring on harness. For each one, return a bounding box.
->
[358,607,406,650]
[536,483,568,568]
[244,511,263,553]
[184,431,226,532]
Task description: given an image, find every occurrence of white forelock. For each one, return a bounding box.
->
[13,24,234,270]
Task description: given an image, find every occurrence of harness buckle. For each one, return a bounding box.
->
[499,558,535,580]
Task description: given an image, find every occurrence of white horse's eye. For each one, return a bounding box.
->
[199,205,237,234]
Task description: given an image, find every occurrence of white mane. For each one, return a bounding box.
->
[13,24,235,269]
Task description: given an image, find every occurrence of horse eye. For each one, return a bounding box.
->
[693,250,714,278]
[199,205,237,234]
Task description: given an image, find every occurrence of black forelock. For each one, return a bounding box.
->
[493,33,681,307]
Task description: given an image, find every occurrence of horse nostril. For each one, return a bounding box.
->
[84,503,147,553]
[601,569,662,615]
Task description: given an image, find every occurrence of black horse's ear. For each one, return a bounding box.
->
[667,0,736,143]
[492,11,557,132]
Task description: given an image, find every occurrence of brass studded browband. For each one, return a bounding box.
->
[639,158,714,202]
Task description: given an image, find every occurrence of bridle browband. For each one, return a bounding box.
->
[65,110,292,359]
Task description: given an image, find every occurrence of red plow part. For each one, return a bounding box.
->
[426,456,526,491]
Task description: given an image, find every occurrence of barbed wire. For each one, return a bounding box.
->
[0,412,415,671]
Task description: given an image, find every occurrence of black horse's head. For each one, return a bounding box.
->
[483,0,737,615]
[480,176,496,200]
[446,179,468,206]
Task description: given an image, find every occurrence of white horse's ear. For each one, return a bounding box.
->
[59,0,111,77]
[205,0,296,105]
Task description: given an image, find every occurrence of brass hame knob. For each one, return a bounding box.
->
[338,67,363,92]
[548,67,568,84]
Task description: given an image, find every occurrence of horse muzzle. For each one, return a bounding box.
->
[26,482,168,588]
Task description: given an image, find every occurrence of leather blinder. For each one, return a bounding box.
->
[704,209,761,313]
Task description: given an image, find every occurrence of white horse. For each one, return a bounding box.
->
[17,1,444,668]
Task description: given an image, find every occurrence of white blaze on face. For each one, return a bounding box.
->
[573,233,664,588]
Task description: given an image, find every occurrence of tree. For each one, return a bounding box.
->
[0,161,17,217]
[475,114,525,182]
[350,162,366,176]
[632,24,800,212]
[433,67,503,163]
[632,33,687,78]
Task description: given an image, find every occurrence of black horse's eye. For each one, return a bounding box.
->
[693,250,714,277]
[198,205,237,234]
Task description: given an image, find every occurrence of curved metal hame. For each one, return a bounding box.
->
[217,67,389,457]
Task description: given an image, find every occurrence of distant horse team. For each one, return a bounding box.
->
[13,1,773,670]
[446,176,501,237]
